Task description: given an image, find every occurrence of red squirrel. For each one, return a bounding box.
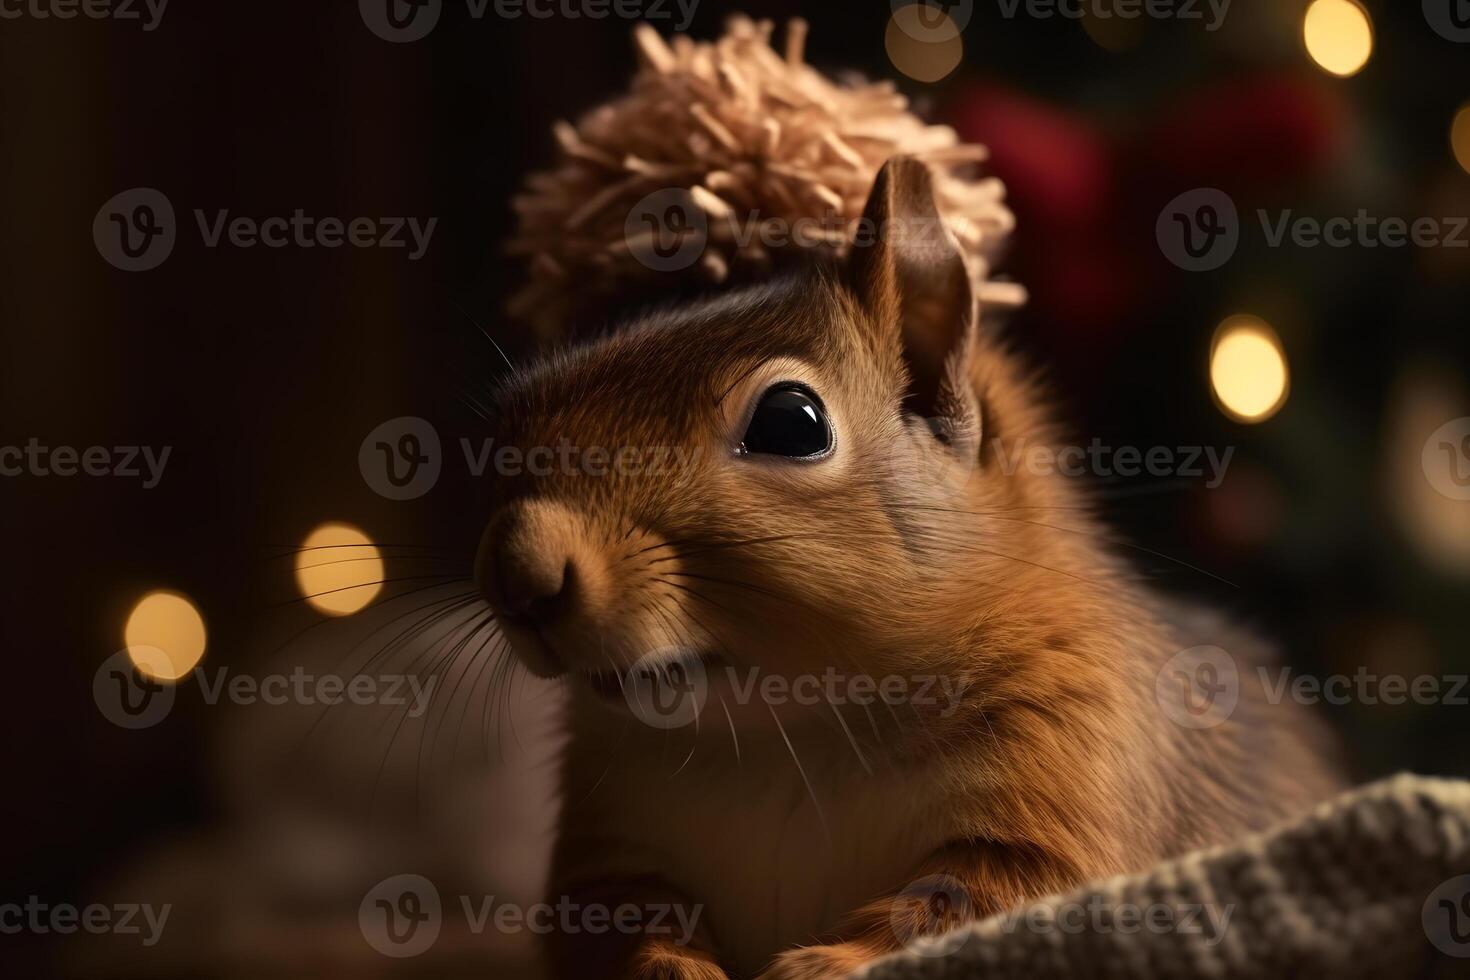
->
[474,156,1342,979]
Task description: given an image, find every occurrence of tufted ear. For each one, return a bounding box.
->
[848,156,979,438]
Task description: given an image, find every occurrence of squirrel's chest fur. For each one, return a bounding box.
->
[558,722,949,976]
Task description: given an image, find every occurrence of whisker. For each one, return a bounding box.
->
[287,589,483,759]
[414,612,499,808]
[895,505,1237,588]
[718,694,740,765]
[264,581,477,681]
[279,574,469,606]
[826,694,872,776]
[645,533,810,565]
[451,296,516,373]
[290,554,467,572]
[265,542,465,557]
[770,704,829,842]
[662,570,798,605]
[655,577,737,618]
[366,606,493,815]
[450,632,508,766]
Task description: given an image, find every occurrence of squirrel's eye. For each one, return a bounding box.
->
[740,384,832,459]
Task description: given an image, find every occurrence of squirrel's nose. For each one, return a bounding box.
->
[498,550,573,623]
[477,501,583,625]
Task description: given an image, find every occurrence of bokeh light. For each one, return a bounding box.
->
[124,590,207,681]
[1302,0,1373,78]
[884,7,963,83]
[1452,105,1470,177]
[1210,316,1290,424]
[1081,7,1144,52]
[1386,364,1470,573]
[295,522,384,616]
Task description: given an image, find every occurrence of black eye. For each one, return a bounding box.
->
[740,384,832,459]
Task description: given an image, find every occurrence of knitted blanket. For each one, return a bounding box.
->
[860,775,1470,979]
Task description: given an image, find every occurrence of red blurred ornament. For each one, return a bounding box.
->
[941,75,1350,352]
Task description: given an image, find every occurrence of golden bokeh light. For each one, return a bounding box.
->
[124,590,207,681]
[295,522,384,616]
[1452,105,1470,177]
[1210,316,1290,424]
[1082,7,1144,52]
[884,8,963,84]
[1386,364,1470,573]
[1302,0,1372,78]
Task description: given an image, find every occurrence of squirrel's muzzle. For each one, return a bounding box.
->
[475,499,608,677]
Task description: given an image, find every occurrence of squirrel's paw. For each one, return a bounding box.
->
[755,943,875,980]
[625,941,730,980]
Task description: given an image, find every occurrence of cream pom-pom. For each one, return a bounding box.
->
[506,16,1024,343]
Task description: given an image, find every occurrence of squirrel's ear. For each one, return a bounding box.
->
[848,156,977,422]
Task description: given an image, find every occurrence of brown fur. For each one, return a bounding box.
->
[475,159,1342,979]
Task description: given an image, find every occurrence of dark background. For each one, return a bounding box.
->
[2,0,1467,973]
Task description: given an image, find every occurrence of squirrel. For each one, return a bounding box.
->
[477,21,1343,980]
